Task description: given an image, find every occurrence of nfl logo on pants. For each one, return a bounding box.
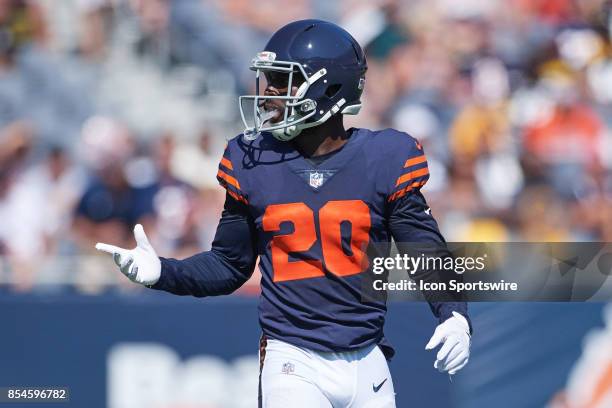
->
[282,362,295,374]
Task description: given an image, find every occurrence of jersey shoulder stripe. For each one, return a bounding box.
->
[404,154,427,168]
[371,128,429,202]
[217,168,241,189]
[220,157,233,171]
[395,166,429,187]
[217,141,248,204]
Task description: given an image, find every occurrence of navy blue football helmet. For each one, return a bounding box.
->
[239,19,368,141]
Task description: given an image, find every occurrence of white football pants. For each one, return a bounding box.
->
[259,336,396,407]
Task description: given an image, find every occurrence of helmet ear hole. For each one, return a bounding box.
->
[325,84,342,98]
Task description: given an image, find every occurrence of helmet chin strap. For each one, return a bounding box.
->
[271,123,301,141]
[270,98,347,142]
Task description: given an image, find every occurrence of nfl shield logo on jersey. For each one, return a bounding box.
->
[309,171,324,188]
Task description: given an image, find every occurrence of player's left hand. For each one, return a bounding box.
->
[425,311,471,375]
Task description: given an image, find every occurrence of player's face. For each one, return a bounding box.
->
[262,71,305,123]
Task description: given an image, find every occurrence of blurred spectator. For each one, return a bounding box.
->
[450,58,511,160]
[515,185,572,241]
[23,145,84,254]
[129,0,170,62]
[0,120,31,174]
[0,120,33,290]
[145,133,204,258]
[528,78,601,156]
[0,0,48,55]
[170,130,220,191]
[76,0,114,61]
[523,97,605,193]
[549,303,612,408]
[72,116,149,250]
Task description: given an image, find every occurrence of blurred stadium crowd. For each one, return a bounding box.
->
[0,0,612,291]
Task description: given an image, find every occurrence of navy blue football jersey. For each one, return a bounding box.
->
[153,127,469,357]
[214,127,448,354]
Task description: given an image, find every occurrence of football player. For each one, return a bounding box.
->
[96,20,472,407]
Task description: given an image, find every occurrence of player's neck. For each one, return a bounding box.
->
[292,115,349,158]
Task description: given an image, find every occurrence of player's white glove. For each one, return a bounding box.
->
[95,224,161,286]
[425,311,471,375]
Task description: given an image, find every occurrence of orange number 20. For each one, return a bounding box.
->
[262,200,371,282]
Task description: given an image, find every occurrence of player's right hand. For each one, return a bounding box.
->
[95,224,161,286]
